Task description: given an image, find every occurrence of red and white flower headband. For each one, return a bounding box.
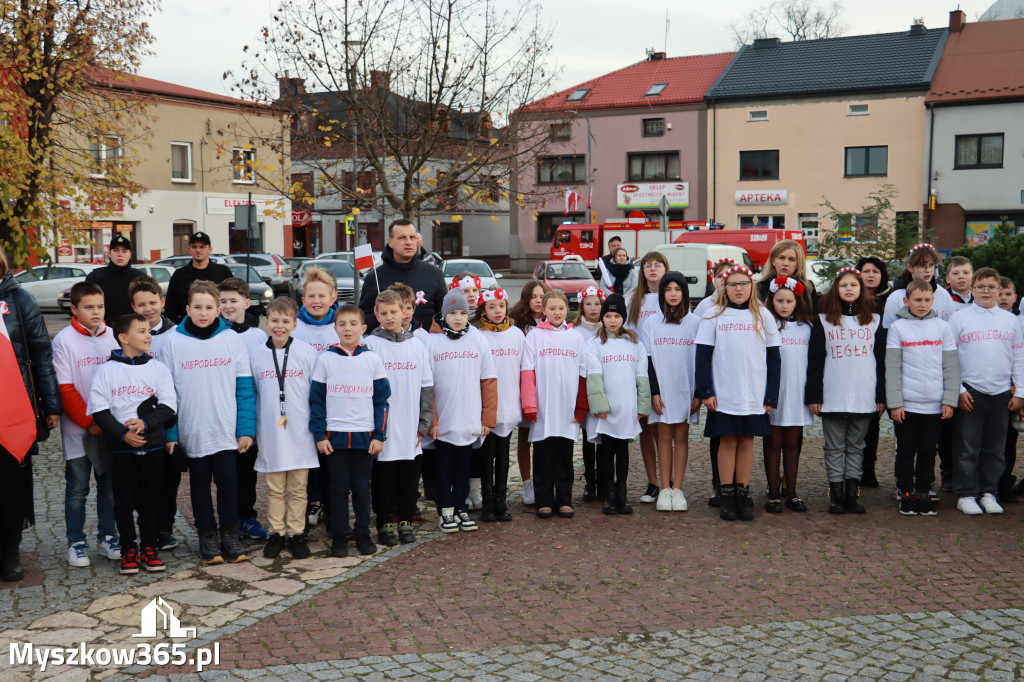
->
[908,243,935,256]
[723,265,753,278]
[577,286,605,304]
[836,266,861,278]
[712,257,737,279]
[479,289,507,303]
[769,275,806,296]
[449,275,482,291]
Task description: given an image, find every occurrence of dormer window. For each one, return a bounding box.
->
[567,88,590,102]
[645,83,668,96]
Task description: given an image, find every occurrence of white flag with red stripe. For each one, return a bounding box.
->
[0,300,37,462]
[564,189,580,215]
[354,243,374,271]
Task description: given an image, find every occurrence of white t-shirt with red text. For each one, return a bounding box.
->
[696,306,780,416]
[642,314,699,425]
[522,324,586,442]
[311,346,388,435]
[585,335,648,440]
[425,329,497,447]
[364,335,433,461]
[250,339,319,472]
[771,321,814,426]
[52,323,119,460]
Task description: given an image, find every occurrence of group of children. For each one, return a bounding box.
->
[52,238,1024,575]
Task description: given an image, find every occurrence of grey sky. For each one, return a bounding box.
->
[142,1,991,100]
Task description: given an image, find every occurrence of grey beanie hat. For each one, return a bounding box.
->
[442,288,469,318]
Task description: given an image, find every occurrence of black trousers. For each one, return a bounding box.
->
[0,445,34,542]
[306,452,332,507]
[433,440,471,513]
[188,449,239,533]
[469,446,484,479]
[937,417,954,479]
[327,448,373,538]
[863,412,881,475]
[236,444,258,519]
[478,432,511,490]
[597,436,630,493]
[533,437,574,509]
[1000,424,1019,493]
[421,447,436,493]
[893,412,940,494]
[581,427,598,489]
[112,449,164,549]
[952,387,1012,498]
[372,458,419,527]
[159,465,180,533]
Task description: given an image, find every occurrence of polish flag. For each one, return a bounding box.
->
[587,186,592,209]
[564,190,580,215]
[0,301,36,462]
[354,243,374,271]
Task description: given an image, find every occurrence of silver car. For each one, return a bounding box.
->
[441,258,503,290]
[288,259,356,305]
[14,263,105,312]
[230,253,292,293]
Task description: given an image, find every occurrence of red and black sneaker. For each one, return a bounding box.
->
[139,546,166,573]
[119,547,140,575]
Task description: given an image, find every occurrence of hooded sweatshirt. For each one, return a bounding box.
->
[364,327,434,460]
[885,306,959,413]
[87,350,177,454]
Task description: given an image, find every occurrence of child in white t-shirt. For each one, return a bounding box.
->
[365,291,433,546]
[449,273,486,509]
[585,294,650,516]
[695,265,781,522]
[162,280,256,564]
[643,272,700,513]
[425,289,497,533]
[250,297,319,560]
[509,280,548,506]
[471,288,524,522]
[449,272,482,315]
[521,290,587,519]
[883,243,956,327]
[87,313,177,575]
[52,281,120,568]
[763,276,814,514]
[572,286,604,502]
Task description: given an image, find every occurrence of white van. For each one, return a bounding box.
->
[641,243,755,305]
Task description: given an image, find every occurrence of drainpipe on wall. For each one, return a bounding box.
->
[926,104,935,236]
[711,101,717,225]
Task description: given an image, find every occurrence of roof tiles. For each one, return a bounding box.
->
[926,17,1024,104]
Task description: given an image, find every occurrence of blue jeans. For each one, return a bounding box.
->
[65,456,116,545]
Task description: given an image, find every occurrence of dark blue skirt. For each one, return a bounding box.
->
[704,411,771,438]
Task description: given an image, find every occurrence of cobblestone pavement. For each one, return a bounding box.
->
[2,424,1018,681]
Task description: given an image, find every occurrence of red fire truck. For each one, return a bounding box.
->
[549,220,806,271]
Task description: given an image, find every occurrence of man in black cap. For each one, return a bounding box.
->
[165,232,233,323]
[86,234,144,324]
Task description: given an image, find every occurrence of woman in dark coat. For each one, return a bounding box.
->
[854,255,892,488]
[0,251,61,582]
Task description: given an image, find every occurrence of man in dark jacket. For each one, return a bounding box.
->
[165,232,233,323]
[86,235,143,324]
[359,220,447,331]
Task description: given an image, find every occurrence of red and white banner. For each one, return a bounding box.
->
[564,190,580,215]
[354,243,374,271]
[0,301,37,462]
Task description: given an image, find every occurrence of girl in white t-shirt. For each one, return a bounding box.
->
[449,273,486,510]
[587,294,651,515]
[763,276,814,514]
[471,288,525,522]
[573,286,604,502]
[509,279,548,506]
[521,290,586,519]
[626,250,669,505]
[643,271,700,513]
[695,265,781,522]
[807,267,886,515]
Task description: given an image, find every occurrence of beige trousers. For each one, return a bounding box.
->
[265,469,309,536]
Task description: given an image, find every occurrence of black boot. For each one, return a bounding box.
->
[583,448,597,502]
[603,485,618,515]
[494,487,512,522]
[719,484,737,521]
[1,533,24,583]
[615,482,633,514]
[480,485,497,523]
[860,460,879,488]
[736,485,754,521]
[828,482,846,514]
[844,479,865,514]
[220,525,250,562]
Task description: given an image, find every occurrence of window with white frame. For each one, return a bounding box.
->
[171,142,193,182]
[748,110,768,122]
[232,147,256,183]
[848,103,870,116]
[89,136,122,178]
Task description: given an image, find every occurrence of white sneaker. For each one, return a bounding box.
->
[466,478,483,511]
[522,479,535,506]
[655,488,673,511]
[66,542,90,567]
[671,488,688,512]
[957,496,983,515]
[98,535,121,560]
[439,508,459,533]
[456,511,478,532]
[978,493,1004,514]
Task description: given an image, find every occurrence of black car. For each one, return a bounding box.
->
[227,264,275,315]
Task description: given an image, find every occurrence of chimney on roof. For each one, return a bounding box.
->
[949,9,966,32]
[369,70,390,92]
[909,18,927,35]
[278,76,306,99]
[649,51,666,61]
[752,37,781,48]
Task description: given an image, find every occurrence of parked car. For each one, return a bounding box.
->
[229,253,292,293]
[288,259,357,305]
[315,250,383,273]
[284,257,311,271]
[57,264,175,313]
[153,254,238,269]
[13,263,105,312]
[640,243,754,304]
[441,258,502,290]
[531,256,598,309]
[226,264,274,316]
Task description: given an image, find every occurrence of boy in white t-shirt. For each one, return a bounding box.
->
[87,313,178,575]
[365,291,433,546]
[129,275,180,552]
[250,297,319,560]
[52,281,121,568]
[945,256,974,308]
[219,277,269,543]
[310,304,391,558]
[162,280,256,564]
